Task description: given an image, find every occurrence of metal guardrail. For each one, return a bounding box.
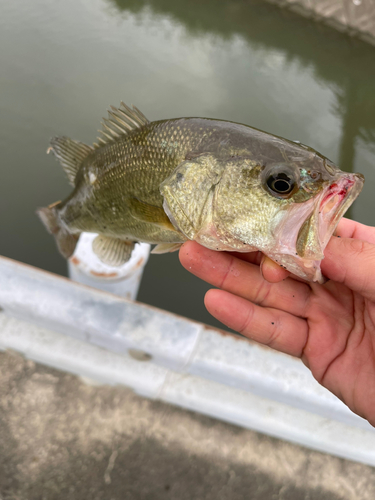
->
[270,0,375,46]
[0,255,375,465]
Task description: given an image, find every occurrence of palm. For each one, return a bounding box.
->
[179,218,375,426]
[302,281,375,423]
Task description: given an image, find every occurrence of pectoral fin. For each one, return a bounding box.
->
[128,198,176,231]
[151,243,183,254]
[92,235,135,266]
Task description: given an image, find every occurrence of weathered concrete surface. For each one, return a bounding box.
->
[270,0,375,46]
[0,351,374,500]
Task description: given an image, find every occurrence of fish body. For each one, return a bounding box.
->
[38,103,364,282]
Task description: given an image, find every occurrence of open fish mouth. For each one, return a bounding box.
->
[296,173,364,261]
[317,173,364,250]
[272,172,364,283]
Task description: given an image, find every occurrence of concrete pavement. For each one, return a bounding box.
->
[1,350,375,500]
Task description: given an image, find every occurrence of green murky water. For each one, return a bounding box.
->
[1,0,375,326]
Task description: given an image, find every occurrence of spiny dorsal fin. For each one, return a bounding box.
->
[93,102,150,149]
[48,137,93,186]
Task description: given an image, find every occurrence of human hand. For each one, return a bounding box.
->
[179,219,375,426]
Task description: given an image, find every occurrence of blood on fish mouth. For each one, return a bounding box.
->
[320,178,355,213]
[316,176,357,250]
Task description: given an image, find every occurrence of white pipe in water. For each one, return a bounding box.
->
[68,233,151,300]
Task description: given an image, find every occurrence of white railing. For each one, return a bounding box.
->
[0,254,374,466]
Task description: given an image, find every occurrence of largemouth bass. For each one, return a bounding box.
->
[38,102,364,283]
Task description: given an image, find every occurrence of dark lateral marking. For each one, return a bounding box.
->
[271,322,274,325]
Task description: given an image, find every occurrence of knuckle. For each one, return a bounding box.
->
[253,279,272,306]
[265,318,283,349]
[219,256,235,289]
[346,240,375,294]
[237,306,255,335]
[347,238,366,257]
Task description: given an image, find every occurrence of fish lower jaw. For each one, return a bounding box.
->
[266,252,325,283]
[194,224,258,252]
[195,234,257,253]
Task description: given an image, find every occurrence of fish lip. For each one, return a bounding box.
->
[317,173,364,249]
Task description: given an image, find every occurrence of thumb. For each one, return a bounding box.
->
[321,236,375,300]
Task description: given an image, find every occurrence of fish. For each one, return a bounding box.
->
[37,102,364,283]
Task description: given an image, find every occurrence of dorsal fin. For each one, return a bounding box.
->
[93,102,150,149]
[48,137,93,186]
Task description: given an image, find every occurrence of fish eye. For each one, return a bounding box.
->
[267,172,294,195]
[262,164,299,198]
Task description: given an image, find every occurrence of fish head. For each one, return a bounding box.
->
[161,152,364,283]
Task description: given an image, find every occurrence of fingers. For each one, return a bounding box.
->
[260,256,290,283]
[179,241,311,317]
[335,218,375,244]
[229,252,290,283]
[228,250,262,266]
[205,289,308,357]
[335,218,358,238]
[321,235,375,301]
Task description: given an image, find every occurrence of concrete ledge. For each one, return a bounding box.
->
[268,0,375,47]
[0,255,374,466]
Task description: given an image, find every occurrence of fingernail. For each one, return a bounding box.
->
[260,254,266,276]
